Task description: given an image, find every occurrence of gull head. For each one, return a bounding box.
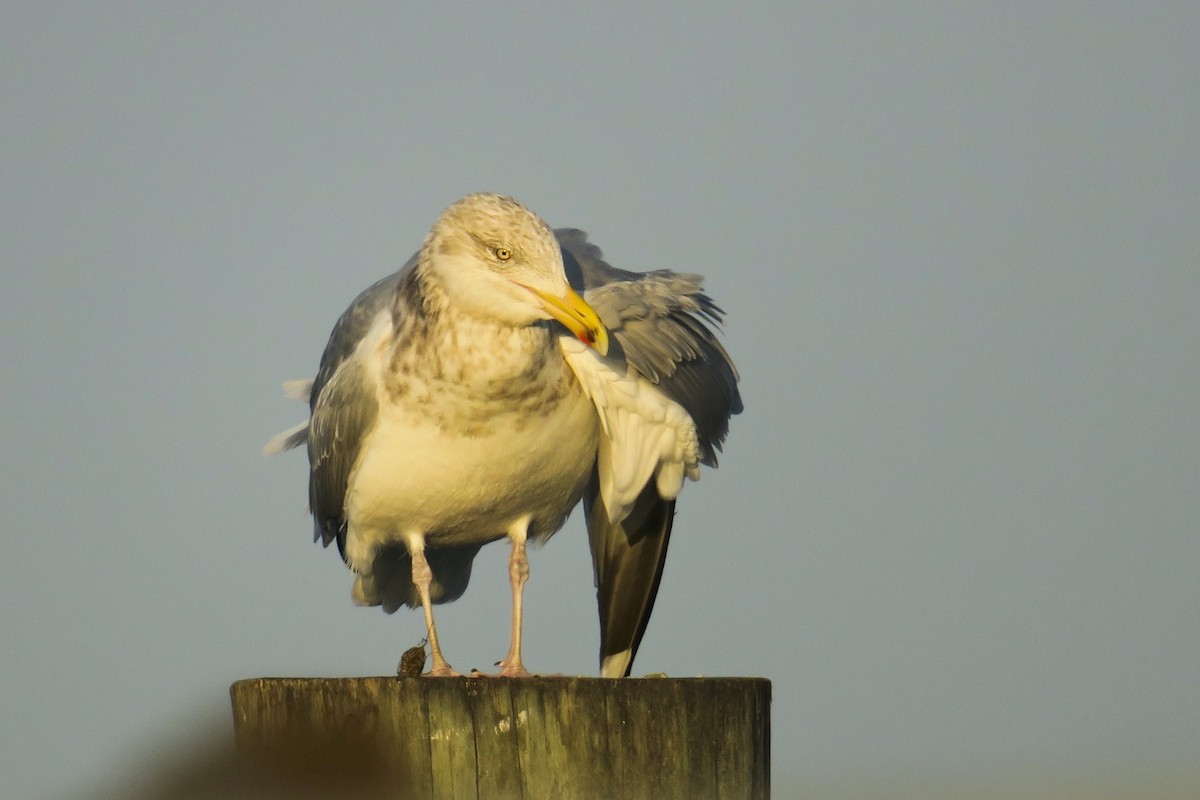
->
[421,193,608,354]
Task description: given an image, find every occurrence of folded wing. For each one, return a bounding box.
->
[302,259,415,552]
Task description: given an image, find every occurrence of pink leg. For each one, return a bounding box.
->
[410,544,459,677]
[496,528,532,677]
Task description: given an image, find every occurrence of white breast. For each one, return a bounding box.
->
[342,339,599,575]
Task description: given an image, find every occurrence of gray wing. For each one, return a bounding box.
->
[557,229,741,677]
[306,256,416,552]
[559,229,742,463]
[308,353,380,552]
[310,254,416,410]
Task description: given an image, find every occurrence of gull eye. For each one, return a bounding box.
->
[494,247,512,261]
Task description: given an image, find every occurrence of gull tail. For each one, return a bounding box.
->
[584,468,675,678]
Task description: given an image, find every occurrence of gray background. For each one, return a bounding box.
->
[2,3,1197,798]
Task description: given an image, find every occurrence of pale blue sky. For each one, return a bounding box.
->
[2,3,1198,797]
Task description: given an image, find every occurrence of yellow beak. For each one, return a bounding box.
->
[524,284,609,356]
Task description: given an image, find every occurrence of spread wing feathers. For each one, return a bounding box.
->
[560,338,702,524]
[307,314,390,550]
[557,229,742,465]
[584,470,675,678]
[556,229,741,677]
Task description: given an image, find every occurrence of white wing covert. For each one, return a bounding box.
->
[560,337,701,525]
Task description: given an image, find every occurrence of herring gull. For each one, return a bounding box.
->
[265,193,740,677]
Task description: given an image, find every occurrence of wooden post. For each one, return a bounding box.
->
[230,676,770,799]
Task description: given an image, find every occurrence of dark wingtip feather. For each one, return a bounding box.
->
[586,470,677,677]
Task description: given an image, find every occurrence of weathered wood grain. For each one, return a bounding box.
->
[230,676,770,799]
